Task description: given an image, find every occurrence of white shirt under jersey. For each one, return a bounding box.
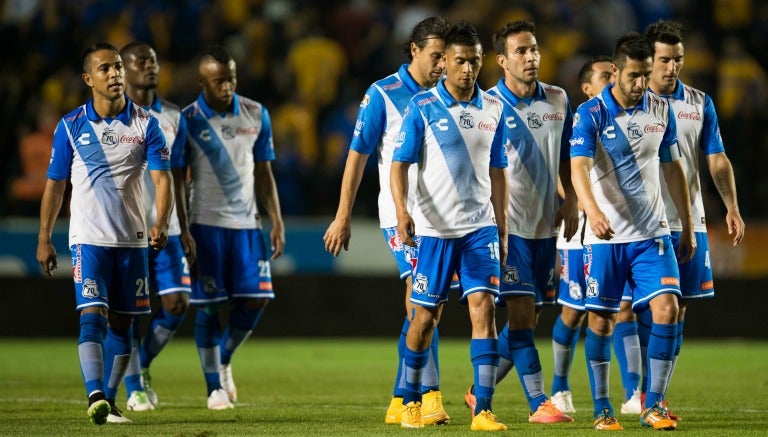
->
[570,84,680,245]
[47,98,170,248]
[487,79,573,239]
[393,79,508,239]
[183,93,276,230]
[351,64,427,228]
[653,80,726,232]
[142,96,187,237]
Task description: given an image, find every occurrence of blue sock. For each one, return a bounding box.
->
[194,305,222,395]
[637,307,653,394]
[421,328,440,393]
[403,346,429,405]
[495,325,514,383]
[613,321,641,400]
[221,301,265,365]
[393,318,409,397]
[665,319,684,395]
[551,315,579,394]
[585,328,613,417]
[140,308,186,368]
[471,338,499,415]
[124,317,143,397]
[645,323,677,408]
[508,328,546,411]
[103,327,132,400]
[78,313,108,396]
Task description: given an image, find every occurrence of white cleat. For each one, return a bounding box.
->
[621,389,643,415]
[107,401,133,423]
[219,364,238,403]
[127,390,155,412]
[551,390,576,413]
[207,388,234,410]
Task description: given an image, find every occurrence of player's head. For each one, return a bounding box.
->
[199,45,237,112]
[493,21,540,86]
[442,21,483,95]
[578,55,613,99]
[82,42,124,101]
[644,19,685,94]
[611,32,653,107]
[404,16,449,88]
[120,42,159,93]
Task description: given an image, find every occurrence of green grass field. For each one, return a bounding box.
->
[1,337,767,436]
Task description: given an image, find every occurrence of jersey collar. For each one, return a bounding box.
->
[493,78,545,106]
[85,96,133,124]
[197,92,241,118]
[149,94,163,112]
[436,77,484,108]
[653,79,685,100]
[601,83,649,118]
[398,64,425,94]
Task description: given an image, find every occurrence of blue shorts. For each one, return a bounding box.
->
[410,226,501,308]
[190,224,274,305]
[584,236,681,313]
[71,244,150,315]
[671,231,714,299]
[499,235,557,306]
[382,227,417,279]
[556,248,586,311]
[149,235,191,296]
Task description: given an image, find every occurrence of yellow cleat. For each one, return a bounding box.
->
[470,410,507,431]
[400,401,424,428]
[421,390,450,425]
[640,403,677,430]
[593,409,624,430]
[385,397,403,424]
[529,399,574,423]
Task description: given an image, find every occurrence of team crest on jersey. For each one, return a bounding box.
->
[573,112,580,127]
[526,112,543,129]
[459,110,474,129]
[586,277,599,297]
[221,125,236,139]
[412,273,428,294]
[568,280,583,300]
[502,266,519,284]
[626,121,643,140]
[82,278,99,299]
[360,94,370,107]
[101,128,117,146]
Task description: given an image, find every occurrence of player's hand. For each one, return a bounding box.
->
[180,230,197,266]
[725,209,745,246]
[149,224,169,250]
[556,197,580,242]
[586,208,614,240]
[270,222,285,260]
[498,236,508,271]
[396,213,417,247]
[677,228,697,264]
[36,240,57,276]
[323,218,351,256]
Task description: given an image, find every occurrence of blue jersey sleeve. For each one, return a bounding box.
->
[253,106,276,162]
[349,86,386,155]
[701,94,726,156]
[392,100,424,163]
[146,116,171,171]
[569,102,598,158]
[659,104,679,163]
[559,101,574,161]
[46,119,73,180]
[490,106,509,169]
[169,114,187,169]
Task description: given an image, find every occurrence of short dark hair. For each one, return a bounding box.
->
[201,45,233,65]
[644,19,683,46]
[403,16,450,60]
[492,20,536,55]
[578,55,613,85]
[120,41,151,59]
[612,32,653,69]
[444,20,481,50]
[83,42,119,73]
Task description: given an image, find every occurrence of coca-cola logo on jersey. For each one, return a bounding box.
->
[543,112,564,121]
[120,135,145,144]
[477,121,497,131]
[677,111,701,120]
[644,123,665,133]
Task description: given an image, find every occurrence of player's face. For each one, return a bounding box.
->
[82,49,125,102]
[123,46,159,91]
[651,41,684,94]
[584,61,613,99]
[613,56,652,107]
[200,59,237,112]
[443,43,483,97]
[411,36,445,88]
[496,32,540,86]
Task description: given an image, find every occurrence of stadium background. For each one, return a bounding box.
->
[0,0,766,338]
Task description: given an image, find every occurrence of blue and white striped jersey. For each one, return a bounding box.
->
[393,79,508,239]
[182,93,275,230]
[142,96,187,237]
[653,80,725,232]
[570,84,680,244]
[351,64,429,228]
[47,98,169,248]
[487,79,573,239]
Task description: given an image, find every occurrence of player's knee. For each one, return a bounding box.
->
[561,307,585,328]
[616,301,636,323]
[649,294,679,324]
[162,293,190,316]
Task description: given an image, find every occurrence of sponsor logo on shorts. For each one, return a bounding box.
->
[136,298,150,307]
[82,278,99,299]
[181,275,191,286]
[259,281,272,291]
[72,245,82,283]
[586,277,599,297]
[700,280,714,290]
[545,288,556,299]
[661,276,680,286]
[502,266,519,284]
[583,245,592,277]
[489,276,499,286]
[412,273,428,294]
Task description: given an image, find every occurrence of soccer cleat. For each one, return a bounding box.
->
[593,409,623,430]
[126,390,155,412]
[207,388,235,410]
[640,402,677,430]
[661,400,681,421]
[620,389,643,415]
[470,410,507,431]
[464,385,477,418]
[219,364,238,403]
[384,397,403,424]
[106,400,132,423]
[551,390,576,413]
[400,401,424,428]
[529,399,574,423]
[140,367,158,407]
[87,392,110,425]
[421,390,450,425]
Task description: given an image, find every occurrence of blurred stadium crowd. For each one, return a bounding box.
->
[1,0,767,220]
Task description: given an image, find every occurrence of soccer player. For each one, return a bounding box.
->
[322,16,450,425]
[391,21,509,431]
[636,19,745,414]
[119,42,195,412]
[570,32,695,431]
[183,45,285,410]
[36,42,173,425]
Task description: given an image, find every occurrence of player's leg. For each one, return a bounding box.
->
[615,289,642,414]
[124,316,153,411]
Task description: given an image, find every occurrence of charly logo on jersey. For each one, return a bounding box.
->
[626,121,643,140]
[199,129,211,142]
[502,266,519,284]
[459,111,474,129]
[586,277,599,297]
[101,128,117,146]
[221,124,236,139]
[412,273,428,294]
[526,112,543,129]
[76,133,91,146]
[82,278,99,299]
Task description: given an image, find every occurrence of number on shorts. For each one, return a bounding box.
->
[547,268,555,286]
[705,250,711,269]
[655,238,664,255]
[258,260,271,278]
[181,256,190,274]
[487,242,500,260]
[135,277,149,297]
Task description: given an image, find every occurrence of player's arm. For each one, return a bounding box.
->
[172,116,196,263]
[571,156,613,240]
[490,167,508,265]
[556,103,579,241]
[390,160,415,247]
[707,153,744,246]
[255,160,285,260]
[323,149,370,255]
[37,178,67,276]
[149,169,173,250]
[390,99,424,248]
[661,159,695,262]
